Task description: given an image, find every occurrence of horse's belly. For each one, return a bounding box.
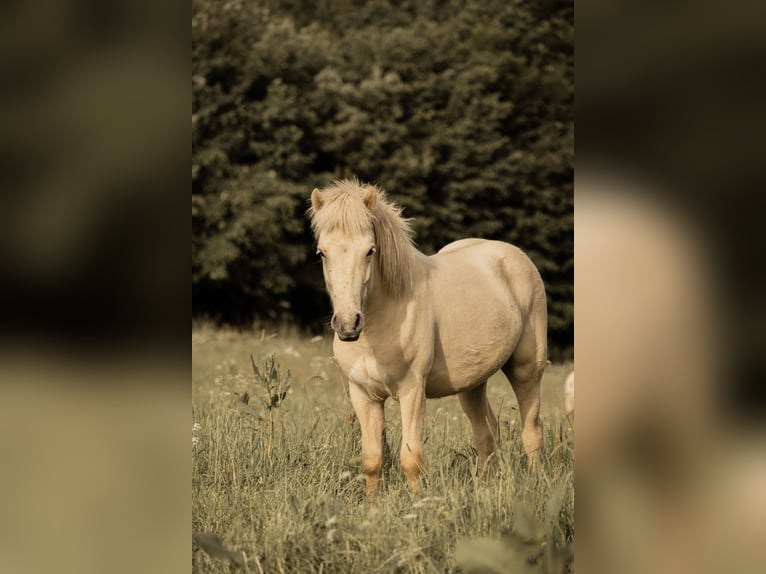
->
[425,350,510,397]
[426,342,513,397]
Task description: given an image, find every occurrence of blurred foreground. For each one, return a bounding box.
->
[577,0,765,571]
[0,0,763,572]
[576,168,765,574]
[0,0,188,573]
[0,354,188,574]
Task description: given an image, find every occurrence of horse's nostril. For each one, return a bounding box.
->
[353,314,361,329]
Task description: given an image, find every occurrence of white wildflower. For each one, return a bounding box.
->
[339,471,352,481]
[283,345,301,358]
[412,497,443,508]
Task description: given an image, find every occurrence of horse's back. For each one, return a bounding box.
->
[436,237,487,255]
[433,239,544,306]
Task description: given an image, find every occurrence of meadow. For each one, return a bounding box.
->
[192,324,574,573]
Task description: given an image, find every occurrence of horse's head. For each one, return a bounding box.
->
[310,184,378,342]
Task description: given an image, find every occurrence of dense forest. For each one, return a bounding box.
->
[192,0,573,358]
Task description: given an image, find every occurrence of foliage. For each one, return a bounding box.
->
[249,353,292,459]
[249,353,292,411]
[192,0,573,358]
[455,497,573,573]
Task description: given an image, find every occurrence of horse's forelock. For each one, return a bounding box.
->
[309,180,374,238]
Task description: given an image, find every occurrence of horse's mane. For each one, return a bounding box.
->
[308,179,416,297]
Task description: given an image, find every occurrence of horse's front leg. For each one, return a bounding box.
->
[348,382,385,498]
[398,379,426,493]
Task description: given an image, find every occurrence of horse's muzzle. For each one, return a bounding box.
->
[337,332,360,342]
[332,313,363,342]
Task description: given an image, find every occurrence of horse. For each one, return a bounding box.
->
[564,370,575,418]
[308,180,547,496]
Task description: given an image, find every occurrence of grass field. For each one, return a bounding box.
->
[192,324,574,573]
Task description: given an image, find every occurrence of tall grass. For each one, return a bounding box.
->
[192,324,573,573]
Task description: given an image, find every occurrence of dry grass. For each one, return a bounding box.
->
[192,324,573,573]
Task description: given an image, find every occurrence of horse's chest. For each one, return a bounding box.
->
[347,355,382,384]
[337,352,405,399]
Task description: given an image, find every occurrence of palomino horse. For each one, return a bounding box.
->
[309,180,547,496]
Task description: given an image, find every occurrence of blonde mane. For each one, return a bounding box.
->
[308,179,416,297]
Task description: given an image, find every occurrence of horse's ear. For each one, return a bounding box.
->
[362,186,378,211]
[310,188,324,211]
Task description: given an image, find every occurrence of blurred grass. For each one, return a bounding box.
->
[192,323,573,573]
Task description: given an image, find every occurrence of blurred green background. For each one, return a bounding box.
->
[192,0,573,359]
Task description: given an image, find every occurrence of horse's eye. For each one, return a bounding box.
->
[366,247,376,257]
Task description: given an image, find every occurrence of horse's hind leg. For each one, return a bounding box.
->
[458,381,498,473]
[502,318,546,467]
